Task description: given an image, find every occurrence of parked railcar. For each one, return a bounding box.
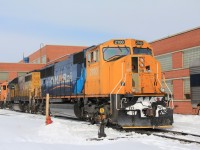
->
[190,59,200,115]
[7,71,42,113]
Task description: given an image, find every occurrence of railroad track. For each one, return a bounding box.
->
[152,129,200,144]
[88,128,200,145]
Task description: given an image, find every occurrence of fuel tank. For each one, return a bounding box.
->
[50,102,77,118]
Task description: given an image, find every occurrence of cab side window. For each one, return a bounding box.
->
[88,50,99,63]
[3,85,6,90]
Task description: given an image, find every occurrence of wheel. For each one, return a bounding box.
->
[74,102,83,119]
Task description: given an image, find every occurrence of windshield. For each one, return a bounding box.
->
[103,47,130,61]
[133,48,152,55]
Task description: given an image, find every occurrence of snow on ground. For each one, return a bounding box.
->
[171,114,200,135]
[0,109,200,150]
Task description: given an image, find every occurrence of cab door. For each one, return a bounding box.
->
[85,49,100,95]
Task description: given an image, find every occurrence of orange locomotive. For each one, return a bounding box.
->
[0,82,8,108]
[83,39,173,128]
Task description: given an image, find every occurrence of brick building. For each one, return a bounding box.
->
[0,45,86,84]
[151,27,200,114]
[0,63,45,83]
[19,45,86,64]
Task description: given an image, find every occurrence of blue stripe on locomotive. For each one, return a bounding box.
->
[41,52,86,97]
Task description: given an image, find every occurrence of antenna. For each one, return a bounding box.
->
[23,52,24,63]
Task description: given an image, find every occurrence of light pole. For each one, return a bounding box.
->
[40,43,44,64]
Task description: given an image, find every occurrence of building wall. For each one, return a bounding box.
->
[1,44,87,84]
[152,27,200,55]
[172,52,183,69]
[46,45,86,63]
[0,63,45,83]
[19,45,87,64]
[151,27,200,114]
[1,45,86,84]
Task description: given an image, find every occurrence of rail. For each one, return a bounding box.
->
[88,128,200,144]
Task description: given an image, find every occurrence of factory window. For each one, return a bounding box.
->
[17,72,26,77]
[0,72,9,81]
[183,46,200,68]
[32,60,37,64]
[32,58,40,64]
[184,79,191,99]
[42,55,46,64]
[165,80,173,93]
[37,58,40,64]
[156,54,172,71]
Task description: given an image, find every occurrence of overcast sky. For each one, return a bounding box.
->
[0,0,200,62]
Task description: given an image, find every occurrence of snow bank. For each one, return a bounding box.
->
[0,109,199,150]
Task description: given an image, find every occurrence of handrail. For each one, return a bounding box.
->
[163,74,174,109]
[115,74,127,110]
[157,63,174,109]
[156,63,162,87]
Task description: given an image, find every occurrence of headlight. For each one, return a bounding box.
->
[140,58,144,62]
[132,88,139,93]
[132,88,136,92]
[140,63,144,67]
[160,87,165,92]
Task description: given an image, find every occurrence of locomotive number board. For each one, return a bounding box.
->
[113,40,125,45]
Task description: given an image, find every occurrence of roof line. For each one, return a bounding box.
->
[46,53,71,65]
[150,26,200,43]
[45,44,87,47]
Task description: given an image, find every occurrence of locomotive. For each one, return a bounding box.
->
[5,39,174,128]
[0,82,8,108]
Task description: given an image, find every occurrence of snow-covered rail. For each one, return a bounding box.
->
[152,129,200,144]
[153,133,200,144]
[88,129,200,145]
